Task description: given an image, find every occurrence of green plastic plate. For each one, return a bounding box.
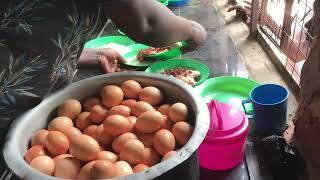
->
[194,76,259,113]
[122,44,158,67]
[158,0,169,6]
[145,59,210,86]
[144,42,186,60]
[84,36,135,48]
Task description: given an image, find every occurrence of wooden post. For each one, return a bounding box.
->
[279,0,294,50]
[250,0,260,34]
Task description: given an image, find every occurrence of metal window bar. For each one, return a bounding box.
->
[250,0,315,86]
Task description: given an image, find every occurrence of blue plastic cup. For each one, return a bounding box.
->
[242,84,289,135]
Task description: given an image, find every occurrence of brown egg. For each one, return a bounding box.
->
[54,156,81,179]
[31,130,49,146]
[48,116,73,131]
[138,86,164,106]
[90,104,108,124]
[121,80,142,99]
[133,164,149,173]
[172,121,194,146]
[136,110,164,133]
[45,131,69,156]
[83,96,101,111]
[162,151,177,161]
[127,116,137,128]
[168,103,188,122]
[142,148,161,166]
[94,125,113,146]
[153,129,176,155]
[83,125,98,137]
[161,115,174,130]
[30,155,55,176]
[121,99,137,109]
[132,101,155,117]
[77,161,96,180]
[103,115,132,136]
[90,160,115,179]
[57,99,82,119]
[48,117,81,140]
[114,161,133,176]
[107,105,131,117]
[138,133,154,148]
[119,139,145,165]
[157,104,171,115]
[24,146,47,164]
[96,151,118,163]
[112,132,137,153]
[69,134,100,161]
[63,127,82,141]
[100,85,124,108]
[76,112,92,131]
[53,154,72,164]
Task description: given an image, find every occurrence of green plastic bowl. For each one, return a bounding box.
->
[145,59,210,86]
[84,36,135,48]
[194,76,259,113]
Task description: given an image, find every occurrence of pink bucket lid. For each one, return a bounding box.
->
[205,100,249,144]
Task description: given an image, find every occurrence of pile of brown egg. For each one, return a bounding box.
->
[24,80,194,179]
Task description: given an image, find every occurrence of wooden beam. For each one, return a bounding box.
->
[250,0,260,34]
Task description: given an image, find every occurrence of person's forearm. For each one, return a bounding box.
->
[77,49,99,68]
[106,0,193,47]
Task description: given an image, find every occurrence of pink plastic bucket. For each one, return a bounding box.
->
[199,100,249,170]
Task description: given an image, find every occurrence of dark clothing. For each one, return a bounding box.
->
[0,0,105,96]
[0,1,106,172]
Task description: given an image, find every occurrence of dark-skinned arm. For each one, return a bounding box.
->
[105,0,207,49]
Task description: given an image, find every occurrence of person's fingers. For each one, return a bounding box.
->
[181,45,194,53]
[99,56,109,73]
[227,5,243,12]
[116,54,125,63]
[99,56,117,73]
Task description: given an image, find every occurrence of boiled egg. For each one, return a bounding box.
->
[100,85,124,108]
[153,129,176,155]
[168,102,188,122]
[69,134,100,161]
[139,86,164,106]
[172,121,194,146]
[121,80,142,99]
[57,99,82,120]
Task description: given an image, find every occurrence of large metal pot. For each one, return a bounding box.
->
[3,72,209,180]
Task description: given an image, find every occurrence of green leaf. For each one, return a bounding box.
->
[0,69,6,82]
[4,92,16,106]
[58,33,63,49]
[15,76,34,85]
[8,55,14,75]
[67,14,74,23]
[86,15,90,26]
[14,86,33,91]
[50,38,59,47]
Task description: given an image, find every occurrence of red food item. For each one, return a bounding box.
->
[160,67,200,86]
[137,47,171,61]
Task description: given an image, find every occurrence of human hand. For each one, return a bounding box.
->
[227,0,252,21]
[182,20,207,53]
[98,48,125,73]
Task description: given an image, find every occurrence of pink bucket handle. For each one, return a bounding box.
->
[209,100,223,130]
